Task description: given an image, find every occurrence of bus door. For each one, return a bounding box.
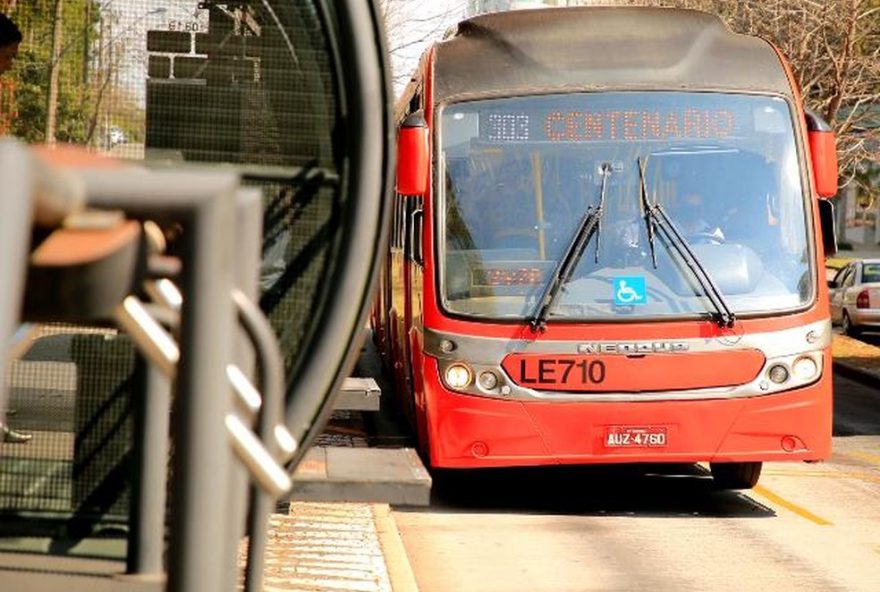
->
[386,191,421,420]
[371,244,391,367]
[391,97,426,419]
[388,192,408,401]
[406,195,426,425]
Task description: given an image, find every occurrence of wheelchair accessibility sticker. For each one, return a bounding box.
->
[613,276,647,306]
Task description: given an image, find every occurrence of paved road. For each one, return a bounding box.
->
[855,330,880,348]
[393,372,880,592]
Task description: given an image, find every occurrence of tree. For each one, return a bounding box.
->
[625,0,879,198]
[380,0,469,94]
[5,0,106,144]
[45,0,64,144]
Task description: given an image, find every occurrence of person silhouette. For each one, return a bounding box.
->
[490,158,540,249]
[676,192,725,244]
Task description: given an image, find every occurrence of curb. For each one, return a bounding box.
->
[832,361,880,390]
[371,504,420,592]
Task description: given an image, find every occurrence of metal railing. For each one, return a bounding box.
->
[0,140,295,592]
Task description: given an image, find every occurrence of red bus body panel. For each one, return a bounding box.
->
[422,354,832,468]
[502,349,765,392]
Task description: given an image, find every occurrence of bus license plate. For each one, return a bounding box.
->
[604,426,668,448]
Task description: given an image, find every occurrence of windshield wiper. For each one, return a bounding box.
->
[636,157,735,329]
[530,163,611,332]
[638,157,659,269]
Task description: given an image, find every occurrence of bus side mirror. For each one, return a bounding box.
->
[818,198,837,257]
[396,112,429,196]
[805,109,838,198]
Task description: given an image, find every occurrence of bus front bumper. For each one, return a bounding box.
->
[422,356,832,469]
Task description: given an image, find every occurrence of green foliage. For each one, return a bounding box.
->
[6,0,103,144]
[10,50,47,143]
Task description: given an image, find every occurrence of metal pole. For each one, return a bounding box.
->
[125,358,171,578]
[168,195,238,592]
[223,188,265,592]
[237,288,289,592]
[80,168,241,592]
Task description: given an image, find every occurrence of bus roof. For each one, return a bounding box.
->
[433,7,793,103]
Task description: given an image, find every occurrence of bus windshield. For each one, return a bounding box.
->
[439,92,812,322]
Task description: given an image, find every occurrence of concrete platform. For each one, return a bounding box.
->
[336,377,382,411]
[290,447,432,507]
[0,554,159,592]
[0,502,419,592]
[253,502,418,592]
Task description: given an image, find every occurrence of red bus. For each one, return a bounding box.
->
[371,7,839,489]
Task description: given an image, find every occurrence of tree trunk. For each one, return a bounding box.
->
[45,0,64,146]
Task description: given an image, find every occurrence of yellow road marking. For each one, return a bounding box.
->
[752,485,833,526]
[763,469,880,482]
[840,451,880,466]
[372,504,420,592]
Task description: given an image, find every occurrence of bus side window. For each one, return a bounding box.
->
[392,194,403,251]
[396,197,405,251]
[398,90,421,127]
[408,196,424,265]
[401,197,411,257]
[390,196,396,249]
[409,92,421,115]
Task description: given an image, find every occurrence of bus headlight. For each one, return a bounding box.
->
[445,363,473,389]
[792,356,819,381]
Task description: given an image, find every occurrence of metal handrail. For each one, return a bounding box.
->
[225,414,292,498]
[115,295,180,378]
[117,288,295,486]
[231,289,292,458]
[4,143,294,591]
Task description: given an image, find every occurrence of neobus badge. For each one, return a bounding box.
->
[577,342,689,355]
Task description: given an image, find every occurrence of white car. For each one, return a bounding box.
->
[829,258,880,336]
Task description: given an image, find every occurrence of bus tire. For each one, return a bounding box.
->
[710,461,762,489]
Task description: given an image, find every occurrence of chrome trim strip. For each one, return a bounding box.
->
[425,320,830,402]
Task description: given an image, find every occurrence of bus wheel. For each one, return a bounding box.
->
[710,462,762,489]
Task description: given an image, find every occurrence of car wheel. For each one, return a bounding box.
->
[710,461,762,489]
[842,311,861,337]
